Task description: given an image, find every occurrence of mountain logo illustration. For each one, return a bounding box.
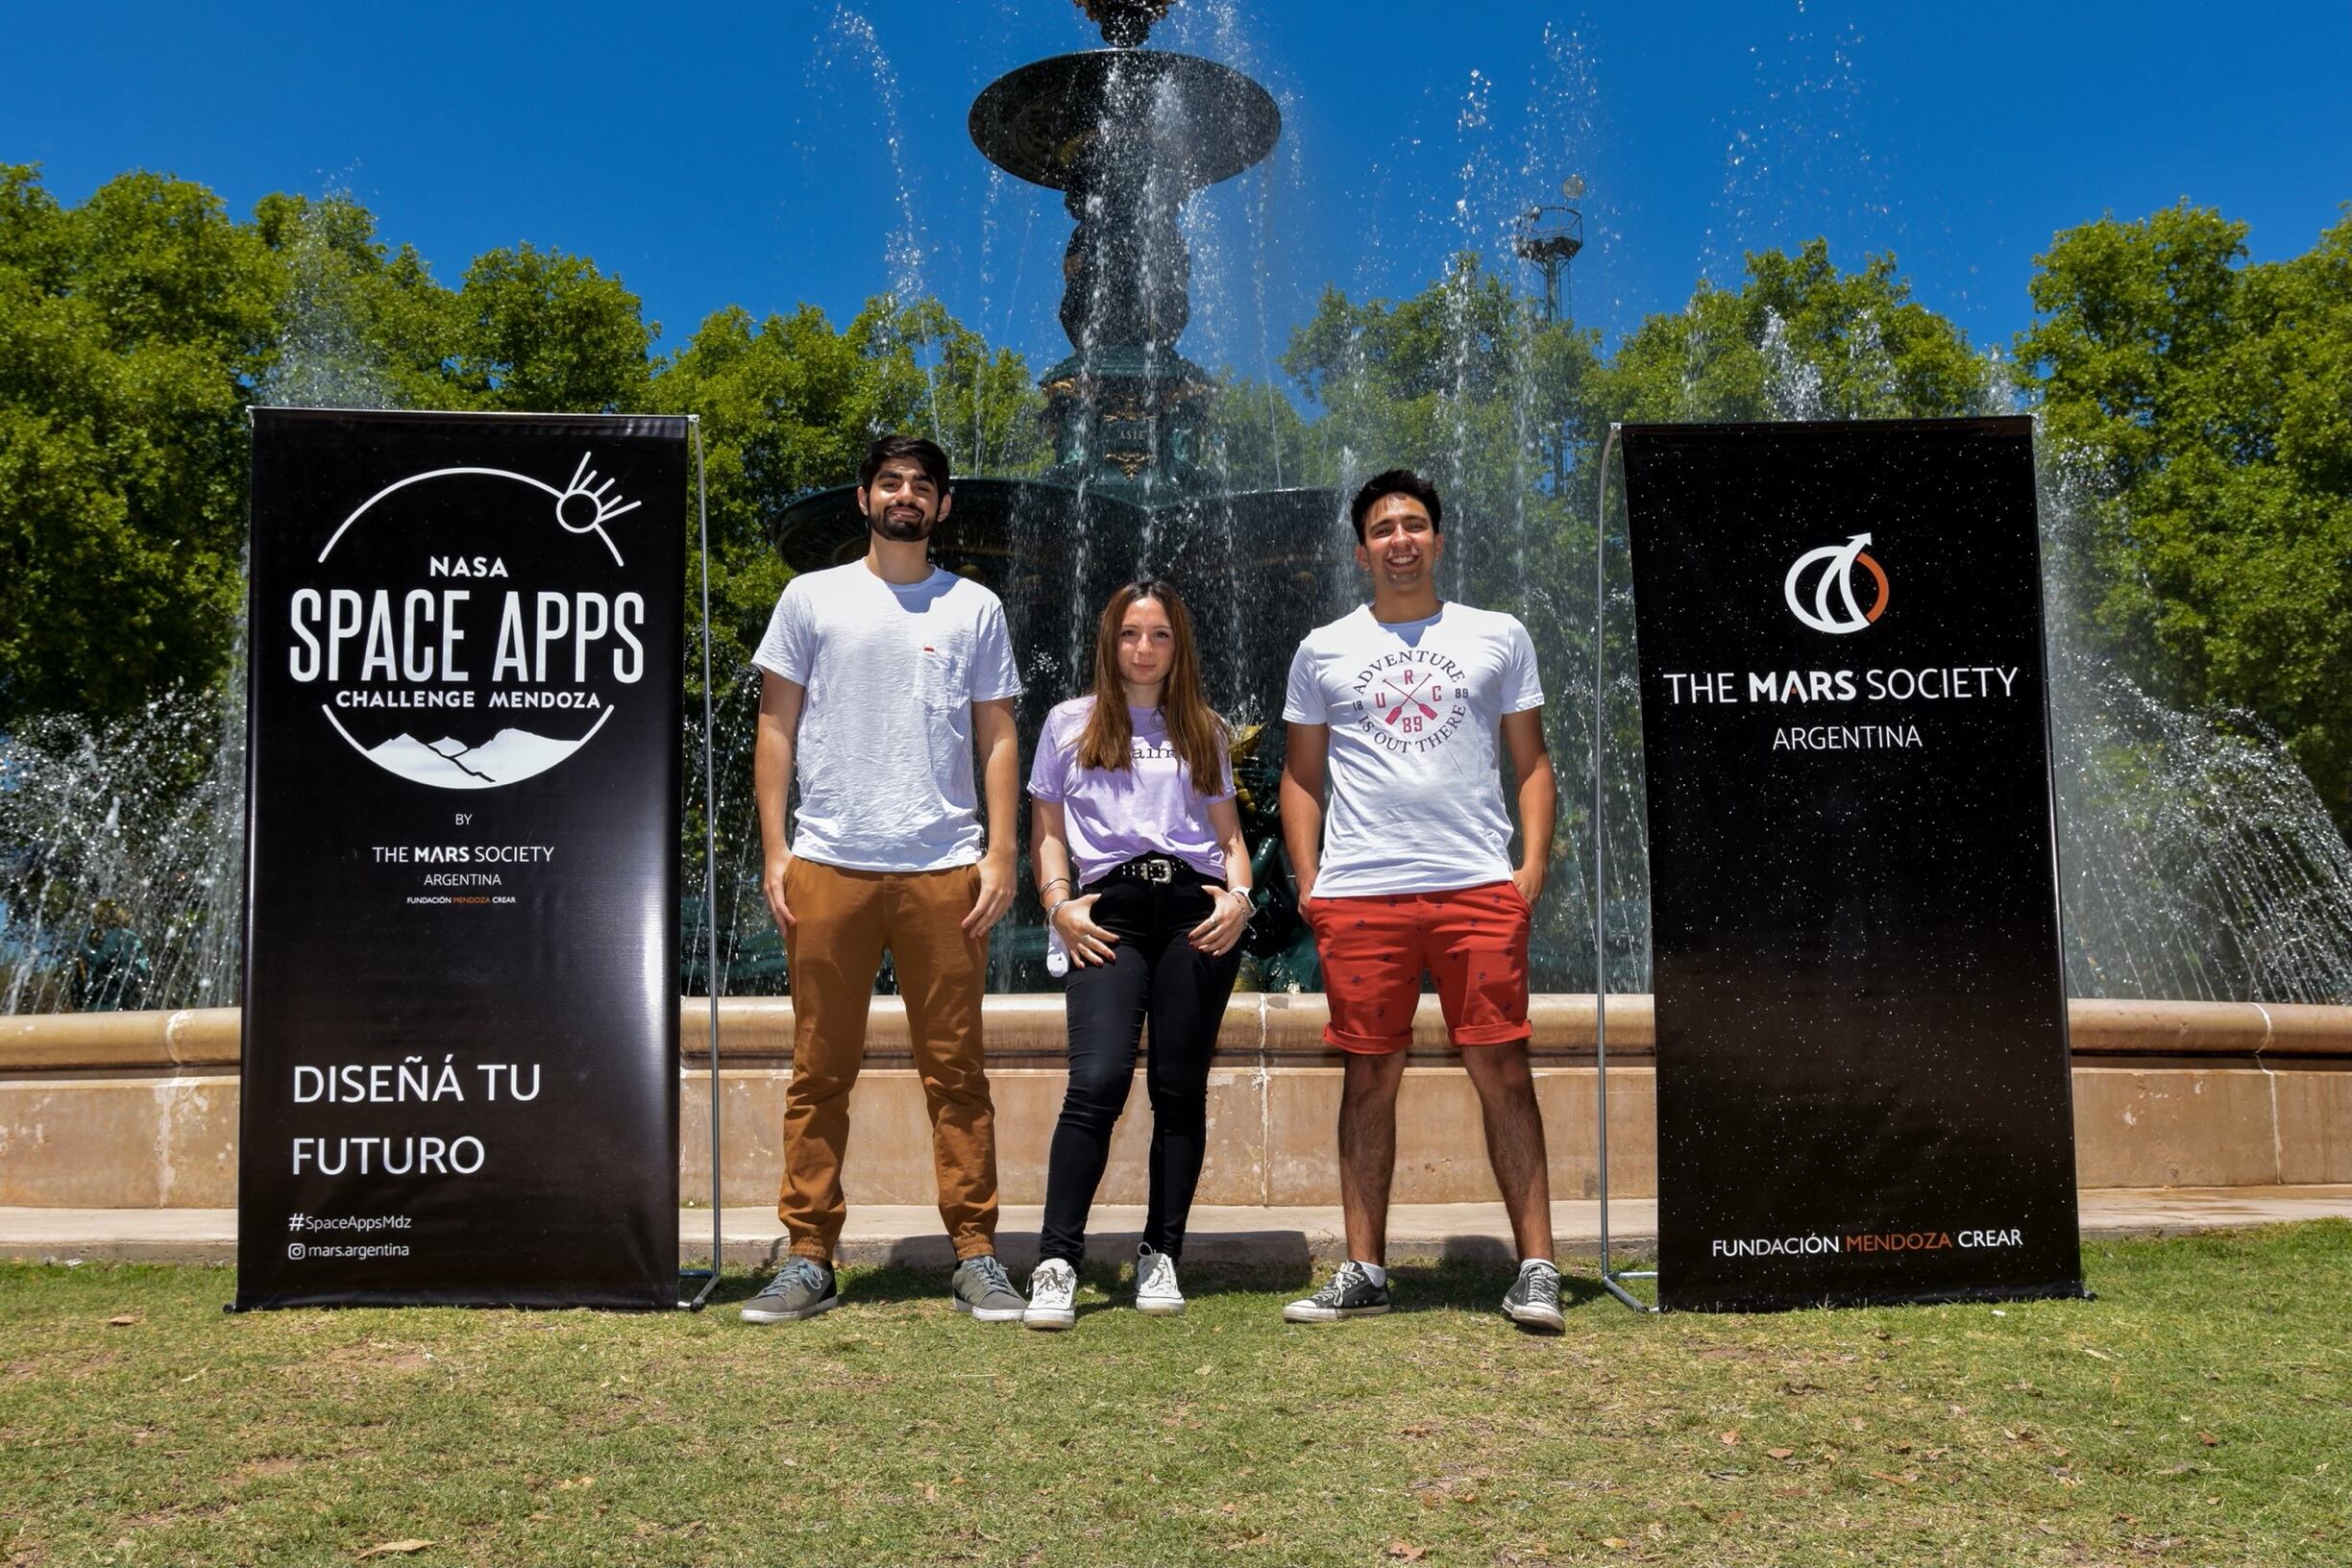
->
[324,712,619,791]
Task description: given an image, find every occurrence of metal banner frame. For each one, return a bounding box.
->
[682,417,722,1311]
[1590,423,1656,1313]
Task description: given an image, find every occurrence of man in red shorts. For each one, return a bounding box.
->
[1277,469,1563,1332]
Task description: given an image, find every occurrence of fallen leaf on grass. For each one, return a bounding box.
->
[107,1315,138,1327]
[555,1476,594,1491]
[1601,1538,1631,1550]
[2199,1433,2219,1447]
[1719,1430,1739,1447]
[1384,1542,1426,1561]
[355,1543,433,1559]
[1765,1448,1795,1460]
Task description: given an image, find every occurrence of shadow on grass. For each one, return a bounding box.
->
[698,1252,1632,1315]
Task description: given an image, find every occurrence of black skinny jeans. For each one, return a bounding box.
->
[1039,868,1243,1265]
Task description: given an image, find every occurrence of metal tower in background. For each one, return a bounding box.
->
[1513,177,1587,323]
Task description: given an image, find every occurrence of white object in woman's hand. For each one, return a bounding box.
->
[1053,894,1119,968]
[1188,886,1251,957]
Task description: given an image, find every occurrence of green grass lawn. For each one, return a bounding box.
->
[3,1223,2347,1567]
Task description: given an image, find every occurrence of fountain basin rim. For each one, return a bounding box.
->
[9,995,2350,1072]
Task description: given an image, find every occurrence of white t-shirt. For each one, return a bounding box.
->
[752,562,1022,872]
[1282,601,1543,898]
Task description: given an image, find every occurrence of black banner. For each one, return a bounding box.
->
[1619,417,2083,1311]
[236,410,686,1310]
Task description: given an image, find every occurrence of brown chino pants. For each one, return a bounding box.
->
[778,858,997,1262]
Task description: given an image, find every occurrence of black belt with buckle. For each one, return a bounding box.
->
[1100,854,1204,888]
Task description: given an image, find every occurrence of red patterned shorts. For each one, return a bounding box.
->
[1307,881,1531,1053]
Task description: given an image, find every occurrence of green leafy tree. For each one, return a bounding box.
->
[446,244,656,412]
[2018,205,2352,833]
[1282,254,1602,502]
[1205,376,1316,493]
[1593,238,1991,428]
[657,292,1046,682]
[0,166,277,723]
[0,169,672,731]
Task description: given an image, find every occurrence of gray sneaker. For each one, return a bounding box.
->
[1502,1260,1565,1333]
[1283,1261,1391,1323]
[951,1254,1026,1322]
[740,1256,838,1323]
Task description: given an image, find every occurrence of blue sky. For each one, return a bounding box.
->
[9,1,2348,384]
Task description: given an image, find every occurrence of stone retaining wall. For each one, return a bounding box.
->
[3,996,2346,1208]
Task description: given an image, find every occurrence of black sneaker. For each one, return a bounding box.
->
[740,1256,838,1323]
[1502,1260,1565,1333]
[1283,1261,1391,1322]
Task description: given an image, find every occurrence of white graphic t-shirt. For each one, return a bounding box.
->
[1282,601,1543,898]
[753,562,1022,872]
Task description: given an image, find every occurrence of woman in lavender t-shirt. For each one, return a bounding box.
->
[1021,579,1252,1330]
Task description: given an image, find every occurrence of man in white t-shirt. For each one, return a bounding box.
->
[739,435,1028,1325]
[1277,469,1565,1332]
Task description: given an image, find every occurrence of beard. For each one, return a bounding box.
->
[870,502,933,543]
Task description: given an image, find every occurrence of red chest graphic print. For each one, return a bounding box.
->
[1343,649,1471,755]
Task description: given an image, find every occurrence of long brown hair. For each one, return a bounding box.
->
[1076,579,1228,793]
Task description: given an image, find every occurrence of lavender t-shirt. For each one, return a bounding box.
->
[1028,697,1236,885]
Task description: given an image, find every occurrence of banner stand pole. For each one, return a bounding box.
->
[680,416,723,1311]
[1591,423,1655,1314]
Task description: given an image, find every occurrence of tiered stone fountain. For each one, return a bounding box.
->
[773,0,1339,989]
